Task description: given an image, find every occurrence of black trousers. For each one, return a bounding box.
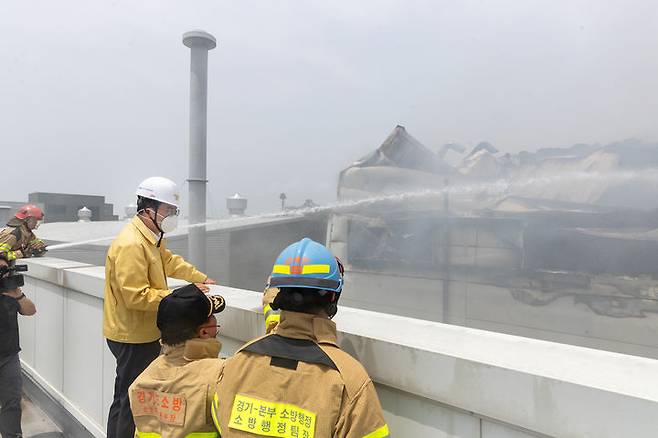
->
[0,354,22,438]
[106,340,160,438]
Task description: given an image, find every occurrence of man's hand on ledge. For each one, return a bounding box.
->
[195,283,210,293]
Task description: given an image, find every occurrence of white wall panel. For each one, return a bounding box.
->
[63,290,104,424]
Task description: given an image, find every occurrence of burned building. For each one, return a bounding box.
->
[327,126,658,359]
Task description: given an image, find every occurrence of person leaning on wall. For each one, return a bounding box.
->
[104,176,217,438]
[129,283,226,438]
[212,238,390,438]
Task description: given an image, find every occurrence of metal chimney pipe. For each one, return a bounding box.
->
[183,30,216,273]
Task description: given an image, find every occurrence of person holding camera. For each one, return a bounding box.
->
[0,253,36,438]
[0,205,47,261]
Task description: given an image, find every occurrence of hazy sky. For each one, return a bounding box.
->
[1,0,657,215]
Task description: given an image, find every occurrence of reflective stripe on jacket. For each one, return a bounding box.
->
[136,431,218,438]
[0,223,37,261]
[262,287,281,334]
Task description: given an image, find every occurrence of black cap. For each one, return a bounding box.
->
[157,284,226,331]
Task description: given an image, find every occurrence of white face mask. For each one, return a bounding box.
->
[34,220,42,229]
[158,213,179,233]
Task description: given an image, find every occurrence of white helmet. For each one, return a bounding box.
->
[136,177,180,208]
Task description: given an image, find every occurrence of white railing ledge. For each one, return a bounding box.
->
[20,257,658,438]
[207,285,658,438]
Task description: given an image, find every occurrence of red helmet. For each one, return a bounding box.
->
[15,204,44,221]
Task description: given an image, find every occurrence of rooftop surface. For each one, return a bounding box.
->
[37,213,308,246]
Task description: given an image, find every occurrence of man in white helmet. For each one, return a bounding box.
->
[103,176,217,438]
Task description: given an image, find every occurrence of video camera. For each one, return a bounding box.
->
[0,264,27,292]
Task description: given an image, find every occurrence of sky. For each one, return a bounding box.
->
[1,0,657,215]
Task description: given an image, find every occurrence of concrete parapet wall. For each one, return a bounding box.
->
[17,257,658,437]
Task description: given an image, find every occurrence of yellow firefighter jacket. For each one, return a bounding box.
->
[262,287,280,334]
[103,217,207,343]
[130,338,225,438]
[212,311,390,438]
[0,222,44,261]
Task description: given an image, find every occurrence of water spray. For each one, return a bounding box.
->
[43,169,658,252]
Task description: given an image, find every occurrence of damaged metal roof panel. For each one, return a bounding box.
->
[338,125,460,201]
[348,125,454,175]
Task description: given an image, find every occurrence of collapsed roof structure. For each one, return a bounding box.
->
[328,126,658,358]
[339,125,658,210]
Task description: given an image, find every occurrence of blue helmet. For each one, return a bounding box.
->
[269,238,343,294]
